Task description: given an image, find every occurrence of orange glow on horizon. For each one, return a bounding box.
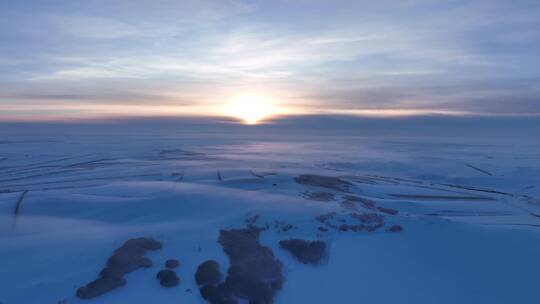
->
[0,100,486,123]
[223,95,279,125]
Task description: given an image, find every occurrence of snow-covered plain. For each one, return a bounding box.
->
[1,118,540,304]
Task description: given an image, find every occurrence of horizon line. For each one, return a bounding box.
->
[1,111,540,125]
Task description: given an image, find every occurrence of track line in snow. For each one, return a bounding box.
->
[466,163,493,176]
[12,190,28,229]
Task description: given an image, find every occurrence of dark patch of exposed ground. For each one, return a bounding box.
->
[156,269,180,287]
[377,206,398,215]
[76,237,161,299]
[387,225,403,232]
[342,195,376,211]
[195,260,223,287]
[341,195,369,208]
[196,228,283,304]
[319,195,404,234]
[279,239,327,265]
[245,214,260,229]
[316,211,385,232]
[273,220,296,233]
[295,174,352,192]
[246,214,295,233]
[165,259,179,269]
[341,195,399,215]
[302,191,335,201]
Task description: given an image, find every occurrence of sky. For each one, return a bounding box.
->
[1,0,539,122]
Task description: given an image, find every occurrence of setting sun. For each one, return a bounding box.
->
[225,95,277,125]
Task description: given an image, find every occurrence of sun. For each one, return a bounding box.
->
[225,95,276,125]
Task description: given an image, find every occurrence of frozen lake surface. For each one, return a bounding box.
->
[1,120,540,304]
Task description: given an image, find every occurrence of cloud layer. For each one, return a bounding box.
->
[1,0,539,120]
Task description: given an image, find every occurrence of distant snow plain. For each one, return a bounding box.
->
[1,116,539,304]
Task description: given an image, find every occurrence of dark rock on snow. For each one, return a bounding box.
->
[200,283,236,304]
[358,197,377,210]
[316,212,336,224]
[377,206,399,215]
[340,199,360,212]
[303,191,335,201]
[157,269,180,287]
[317,211,385,232]
[136,257,153,268]
[338,224,349,231]
[295,174,352,192]
[351,212,385,231]
[76,237,162,299]
[273,220,296,233]
[76,277,126,299]
[195,260,223,287]
[279,239,327,265]
[387,225,403,232]
[165,259,179,269]
[343,195,377,210]
[197,228,283,304]
[245,214,260,229]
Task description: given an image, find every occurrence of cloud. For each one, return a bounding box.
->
[53,16,140,39]
[1,0,540,119]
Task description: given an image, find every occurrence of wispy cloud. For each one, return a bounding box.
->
[1,0,540,119]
